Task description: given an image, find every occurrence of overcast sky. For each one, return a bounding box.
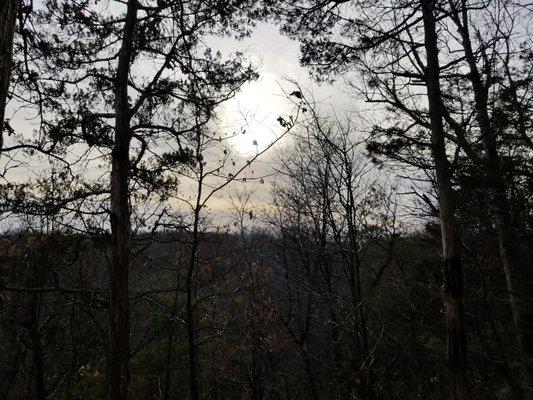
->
[212,22,353,155]
[3,18,363,225]
[182,22,359,217]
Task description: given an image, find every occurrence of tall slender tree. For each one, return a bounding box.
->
[444,4,533,394]
[420,2,469,397]
[0,0,18,154]
[109,1,138,397]
[4,1,261,398]
[267,1,471,396]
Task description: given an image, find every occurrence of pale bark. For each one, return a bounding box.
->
[421,1,470,398]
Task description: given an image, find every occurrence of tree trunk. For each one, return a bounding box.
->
[186,154,204,400]
[109,1,137,399]
[186,229,200,400]
[421,1,470,398]
[452,3,533,394]
[30,323,46,400]
[474,72,533,399]
[0,0,18,154]
[28,286,46,400]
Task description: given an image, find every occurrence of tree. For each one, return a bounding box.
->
[269,86,399,399]
[420,2,468,396]
[443,4,533,394]
[268,2,470,397]
[0,0,18,155]
[108,2,138,397]
[175,103,297,400]
[4,1,260,398]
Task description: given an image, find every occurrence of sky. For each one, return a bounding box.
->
[2,16,369,228]
[6,21,353,166]
[203,23,417,225]
[177,22,358,216]
[212,22,353,156]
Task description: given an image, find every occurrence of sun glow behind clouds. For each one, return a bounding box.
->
[221,74,291,156]
[206,22,307,156]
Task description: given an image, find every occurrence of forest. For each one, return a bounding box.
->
[0,0,531,399]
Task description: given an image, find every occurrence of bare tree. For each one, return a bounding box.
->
[176,108,298,400]
[269,87,400,399]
